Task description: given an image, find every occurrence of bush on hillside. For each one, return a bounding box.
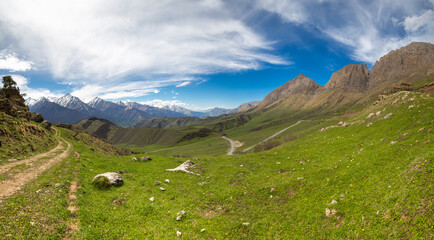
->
[253,139,281,152]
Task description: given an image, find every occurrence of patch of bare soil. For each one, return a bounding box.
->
[64,152,81,240]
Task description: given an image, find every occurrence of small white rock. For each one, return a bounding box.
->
[242,222,250,226]
[30,222,35,226]
[176,231,182,237]
[160,187,166,191]
[165,179,170,183]
[149,197,154,201]
[200,229,206,232]
[276,162,281,164]
[329,199,338,205]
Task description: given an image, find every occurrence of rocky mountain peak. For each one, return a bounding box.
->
[261,74,319,105]
[369,42,434,90]
[326,64,369,92]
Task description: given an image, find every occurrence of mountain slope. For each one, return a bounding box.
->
[30,98,89,124]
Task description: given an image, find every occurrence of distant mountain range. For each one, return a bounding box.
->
[26,94,259,126]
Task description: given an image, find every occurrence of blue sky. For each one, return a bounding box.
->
[0,0,433,109]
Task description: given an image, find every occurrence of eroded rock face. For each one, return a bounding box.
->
[326,64,369,92]
[369,42,434,90]
[93,172,123,186]
[30,112,44,123]
[259,74,320,106]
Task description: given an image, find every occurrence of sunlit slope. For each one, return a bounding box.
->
[55,91,432,239]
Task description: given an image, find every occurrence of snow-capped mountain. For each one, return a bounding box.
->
[27,94,252,126]
[29,97,89,124]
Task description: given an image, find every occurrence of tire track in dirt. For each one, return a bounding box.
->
[0,128,63,175]
[0,128,72,202]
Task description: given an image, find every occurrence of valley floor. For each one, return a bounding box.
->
[0,91,432,239]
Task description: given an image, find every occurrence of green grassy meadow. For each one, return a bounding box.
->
[0,91,432,239]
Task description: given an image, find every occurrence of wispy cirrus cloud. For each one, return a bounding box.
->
[255,0,434,63]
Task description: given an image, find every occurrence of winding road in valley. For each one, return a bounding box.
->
[221,136,236,155]
[0,127,72,202]
[242,120,303,153]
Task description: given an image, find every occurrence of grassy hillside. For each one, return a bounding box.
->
[0,112,56,162]
[0,91,432,239]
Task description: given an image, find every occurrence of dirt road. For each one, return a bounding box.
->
[222,136,236,155]
[0,127,72,202]
[242,120,303,153]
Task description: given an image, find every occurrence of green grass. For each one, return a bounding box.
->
[68,92,434,238]
[0,142,76,239]
[0,91,432,239]
[0,112,56,162]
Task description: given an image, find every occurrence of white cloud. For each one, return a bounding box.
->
[141,99,212,111]
[9,74,63,99]
[141,99,188,108]
[0,0,287,82]
[403,10,434,33]
[0,52,33,71]
[176,81,191,87]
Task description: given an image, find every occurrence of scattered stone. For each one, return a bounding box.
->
[390,141,397,145]
[166,160,200,175]
[242,222,250,226]
[165,179,170,183]
[36,189,42,193]
[140,156,152,161]
[325,208,338,217]
[408,105,414,109]
[54,183,62,187]
[366,113,375,119]
[131,157,137,161]
[8,159,17,162]
[366,123,372,127]
[339,194,345,197]
[93,172,123,187]
[329,199,338,205]
[160,187,166,191]
[176,210,186,221]
[337,121,344,126]
[200,229,206,232]
[376,111,381,116]
[383,113,393,119]
[297,177,304,180]
[30,221,35,226]
[276,162,281,165]
[270,187,275,192]
[149,197,154,202]
[176,231,182,237]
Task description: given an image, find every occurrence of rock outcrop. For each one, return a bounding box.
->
[326,64,369,92]
[93,172,123,187]
[257,74,320,109]
[369,42,434,90]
